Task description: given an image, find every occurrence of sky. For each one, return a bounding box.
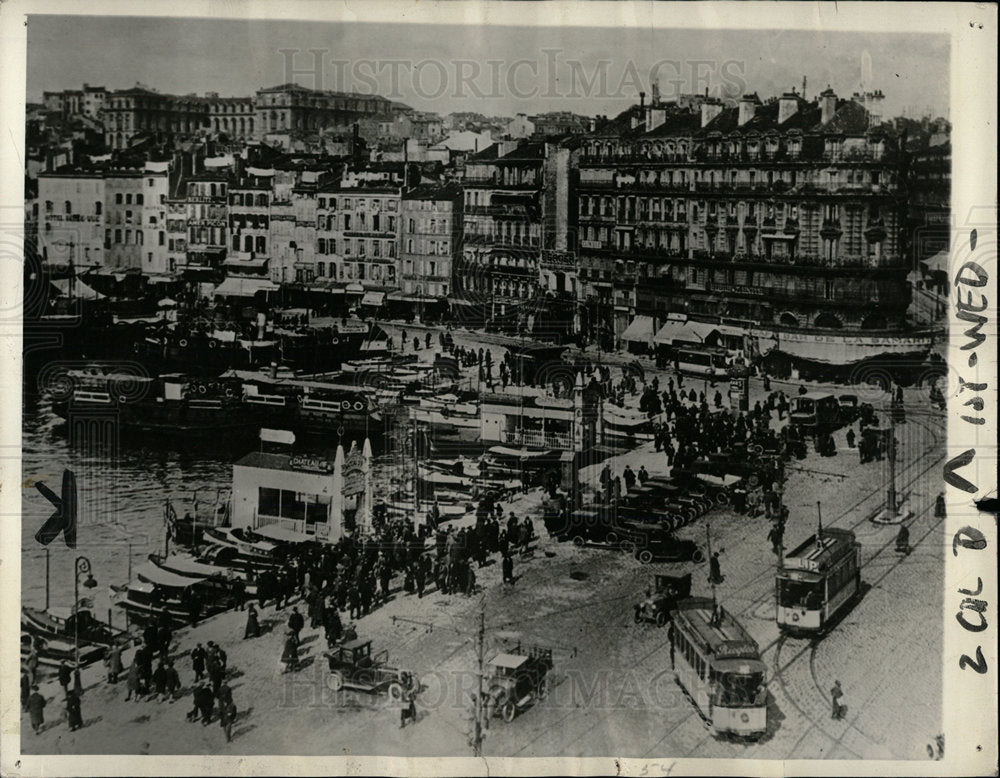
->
[25,15,950,119]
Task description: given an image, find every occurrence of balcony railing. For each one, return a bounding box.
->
[501,429,572,449]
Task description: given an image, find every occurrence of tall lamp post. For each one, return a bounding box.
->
[73,556,98,665]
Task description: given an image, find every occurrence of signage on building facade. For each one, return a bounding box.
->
[290,455,334,474]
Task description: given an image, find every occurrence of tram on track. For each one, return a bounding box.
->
[669,597,768,738]
[674,345,729,380]
[776,527,861,635]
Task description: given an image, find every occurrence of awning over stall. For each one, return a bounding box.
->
[621,315,655,344]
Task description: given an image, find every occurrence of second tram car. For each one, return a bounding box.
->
[674,345,729,380]
[669,597,768,738]
[776,527,861,635]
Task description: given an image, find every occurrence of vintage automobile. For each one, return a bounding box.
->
[837,394,861,425]
[615,520,705,564]
[485,644,554,722]
[324,638,420,699]
[634,573,693,626]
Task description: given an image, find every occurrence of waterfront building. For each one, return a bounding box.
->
[37,168,105,269]
[314,181,401,295]
[178,172,229,278]
[399,183,463,308]
[577,87,914,363]
[458,138,578,330]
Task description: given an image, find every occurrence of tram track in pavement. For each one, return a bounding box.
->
[667,410,944,758]
[724,410,946,634]
[769,495,945,759]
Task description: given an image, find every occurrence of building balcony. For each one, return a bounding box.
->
[501,428,572,449]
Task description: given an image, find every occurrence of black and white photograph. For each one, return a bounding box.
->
[0,2,996,775]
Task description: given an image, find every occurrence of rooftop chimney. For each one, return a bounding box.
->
[778,91,799,124]
[651,78,661,106]
[820,86,837,125]
[738,94,757,126]
[700,101,723,128]
[639,92,646,111]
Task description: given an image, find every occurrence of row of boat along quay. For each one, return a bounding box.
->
[20,316,946,758]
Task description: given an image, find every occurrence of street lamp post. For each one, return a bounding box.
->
[73,556,98,665]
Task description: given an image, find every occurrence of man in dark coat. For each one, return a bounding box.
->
[190,682,215,725]
[157,624,173,660]
[152,661,169,700]
[288,607,305,645]
[66,688,84,731]
[27,686,46,734]
[501,552,514,585]
[243,605,261,639]
[105,642,124,684]
[709,552,722,585]
[164,660,181,701]
[57,661,72,695]
[217,682,237,742]
[21,671,30,711]
[191,643,206,682]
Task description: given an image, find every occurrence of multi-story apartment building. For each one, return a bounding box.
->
[37,169,105,269]
[165,196,187,276]
[229,173,272,275]
[179,173,229,275]
[399,184,462,301]
[103,169,145,271]
[333,185,400,290]
[459,141,544,317]
[269,180,319,286]
[457,138,578,328]
[577,88,910,346]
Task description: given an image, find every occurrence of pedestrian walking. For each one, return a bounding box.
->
[935,492,946,518]
[243,604,260,639]
[288,606,305,644]
[767,523,783,555]
[281,630,299,673]
[26,645,39,686]
[164,660,181,701]
[105,641,123,684]
[125,659,141,702]
[65,688,83,731]
[191,642,206,682]
[845,427,856,448]
[709,551,723,585]
[399,689,417,728]
[895,523,911,555]
[830,680,845,719]
[152,661,169,700]
[189,681,215,726]
[21,670,30,712]
[501,552,514,585]
[57,660,72,696]
[27,686,46,734]
[217,682,236,742]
